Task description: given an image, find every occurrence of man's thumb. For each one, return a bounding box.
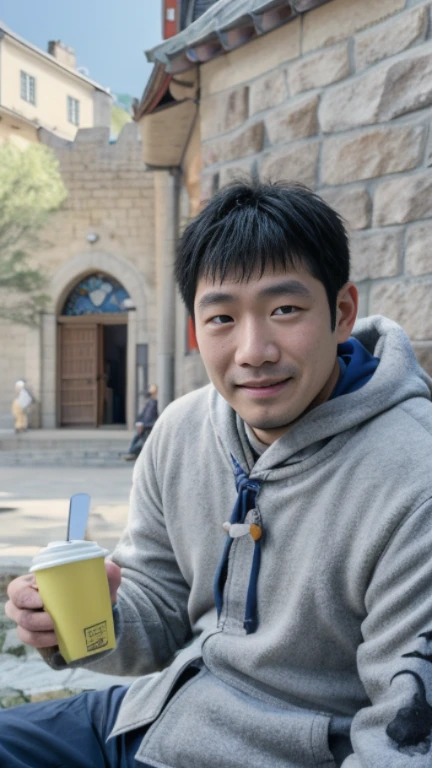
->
[105,560,122,604]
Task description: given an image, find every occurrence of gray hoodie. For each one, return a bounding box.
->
[81,316,432,766]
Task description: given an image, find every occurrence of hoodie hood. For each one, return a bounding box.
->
[208,315,432,474]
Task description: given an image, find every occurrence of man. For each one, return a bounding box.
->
[121,384,159,460]
[3,181,432,767]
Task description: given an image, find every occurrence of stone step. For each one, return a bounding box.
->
[0,437,133,452]
[0,450,133,467]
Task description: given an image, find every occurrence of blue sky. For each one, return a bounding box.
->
[1,0,163,98]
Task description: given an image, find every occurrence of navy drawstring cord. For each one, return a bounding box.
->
[214,455,262,634]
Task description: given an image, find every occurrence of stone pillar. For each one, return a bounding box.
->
[126,312,137,429]
[25,324,42,428]
[40,313,57,428]
[154,171,179,411]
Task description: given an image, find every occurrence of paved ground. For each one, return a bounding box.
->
[0,465,134,568]
[0,465,141,707]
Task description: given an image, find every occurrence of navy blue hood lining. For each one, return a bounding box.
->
[331,337,380,399]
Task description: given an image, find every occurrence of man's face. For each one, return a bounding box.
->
[194,265,357,444]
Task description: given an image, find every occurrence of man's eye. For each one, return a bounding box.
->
[272,306,298,316]
[210,315,233,325]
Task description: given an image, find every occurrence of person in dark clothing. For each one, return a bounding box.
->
[121,384,158,460]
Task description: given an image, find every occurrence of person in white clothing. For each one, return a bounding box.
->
[11,380,32,433]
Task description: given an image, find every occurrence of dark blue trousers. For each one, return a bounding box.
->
[0,685,152,767]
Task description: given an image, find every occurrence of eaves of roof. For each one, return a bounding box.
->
[134,0,332,120]
[146,0,332,72]
[0,21,112,96]
[135,61,173,118]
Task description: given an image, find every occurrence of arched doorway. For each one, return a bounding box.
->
[58,273,130,427]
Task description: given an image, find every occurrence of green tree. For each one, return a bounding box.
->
[0,142,67,325]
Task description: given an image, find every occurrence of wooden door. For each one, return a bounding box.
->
[97,324,105,426]
[59,325,98,426]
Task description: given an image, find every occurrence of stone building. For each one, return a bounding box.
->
[0,123,158,430]
[137,0,432,389]
[0,25,154,431]
[2,1,431,431]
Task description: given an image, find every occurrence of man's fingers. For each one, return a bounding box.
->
[7,574,44,610]
[5,599,55,633]
[5,572,56,649]
[5,598,58,649]
[15,625,58,649]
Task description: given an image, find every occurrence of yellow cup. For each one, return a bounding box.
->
[30,540,116,663]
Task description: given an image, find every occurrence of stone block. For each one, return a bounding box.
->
[350,228,402,281]
[115,122,140,145]
[259,140,319,187]
[75,127,111,145]
[2,627,26,657]
[200,172,219,202]
[405,221,432,276]
[265,94,319,145]
[289,43,350,95]
[319,45,432,132]
[201,19,300,97]
[200,86,249,141]
[249,70,288,116]
[320,186,371,230]
[219,159,256,188]
[303,0,405,53]
[321,123,425,185]
[202,123,264,168]
[0,689,30,709]
[369,279,432,339]
[373,172,432,226]
[428,124,432,167]
[412,343,432,377]
[355,5,428,71]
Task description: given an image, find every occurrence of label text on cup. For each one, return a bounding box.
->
[84,621,109,652]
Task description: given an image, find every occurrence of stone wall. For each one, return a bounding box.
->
[0,123,156,428]
[0,323,28,429]
[38,124,155,288]
[198,0,432,373]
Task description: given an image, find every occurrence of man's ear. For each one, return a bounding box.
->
[335,282,358,343]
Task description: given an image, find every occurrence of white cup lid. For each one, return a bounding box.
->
[30,540,109,571]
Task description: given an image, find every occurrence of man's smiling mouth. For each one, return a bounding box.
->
[236,378,291,389]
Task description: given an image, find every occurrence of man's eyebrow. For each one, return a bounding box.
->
[197,291,236,310]
[257,280,313,299]
[197,280,313,311]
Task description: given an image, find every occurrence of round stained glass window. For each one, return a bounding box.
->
[62,274,130,316]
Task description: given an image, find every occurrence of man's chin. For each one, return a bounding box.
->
[245,415,297,434]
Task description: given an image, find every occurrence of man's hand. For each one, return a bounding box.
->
[5,573,56,648]
[105,560,121,604]
[5,561,122,649]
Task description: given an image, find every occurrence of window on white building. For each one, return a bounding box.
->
[67,95,80,126]
[20,71,36,105]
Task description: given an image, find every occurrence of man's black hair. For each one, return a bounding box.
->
[175,180,350,330]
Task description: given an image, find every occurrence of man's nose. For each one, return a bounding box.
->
[234,320,279,367]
